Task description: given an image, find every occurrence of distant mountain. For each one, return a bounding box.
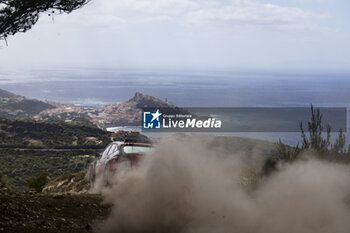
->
[99,92,175,127]
[128,92,174,108]
[0,88,20,98]
[0,96,56,119]
[4,99,55,114]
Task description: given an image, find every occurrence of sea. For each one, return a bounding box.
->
[1,68,350,146]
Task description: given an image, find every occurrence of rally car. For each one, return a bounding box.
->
[88,140,152,189]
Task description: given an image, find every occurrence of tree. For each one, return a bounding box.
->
[299,104,331,153]
[0,0,90,41]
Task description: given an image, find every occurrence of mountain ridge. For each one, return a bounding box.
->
[0,88,21,98]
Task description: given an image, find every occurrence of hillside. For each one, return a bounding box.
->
[42,171,89,195]
[0,192,110,232]
[0,118,112,190]
[0,118,111,148]
[0,88,56,119]
[1,168,109,233]
[0,88,20,98]
[0,98,56,117]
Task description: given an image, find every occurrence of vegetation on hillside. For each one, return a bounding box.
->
[0,148,98,190]
[0,88,56,118]
[27,170,49,192]
[1,98,55,115]
[0,117,112,190]
[0,118,111,148]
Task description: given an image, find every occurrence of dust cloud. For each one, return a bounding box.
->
[96,135,350,233]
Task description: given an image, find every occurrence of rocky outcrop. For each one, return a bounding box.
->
[128,92,174,108]
[99,92,175,127]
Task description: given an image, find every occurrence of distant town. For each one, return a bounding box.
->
[0,89,174,129]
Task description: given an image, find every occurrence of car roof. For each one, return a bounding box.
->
[122,142,152,147]
[109,141,151,147]
[108,141,124,147]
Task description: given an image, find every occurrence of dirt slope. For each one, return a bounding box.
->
[0,192,110,233]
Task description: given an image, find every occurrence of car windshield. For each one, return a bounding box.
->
[122,146,151,154]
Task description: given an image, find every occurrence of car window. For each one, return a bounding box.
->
[122,146,151,154]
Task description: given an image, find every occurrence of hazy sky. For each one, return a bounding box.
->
[0,0,350,71]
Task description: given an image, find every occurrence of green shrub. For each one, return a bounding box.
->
[26,171,49,192]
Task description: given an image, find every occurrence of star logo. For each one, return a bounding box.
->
[151,109,162,122]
